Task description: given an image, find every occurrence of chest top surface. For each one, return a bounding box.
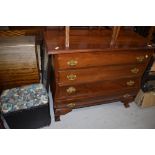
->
[44,28,154,55]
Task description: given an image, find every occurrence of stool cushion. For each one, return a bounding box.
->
[0,84,48,114]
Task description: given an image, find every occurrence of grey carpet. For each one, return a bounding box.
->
[44,91,155,129]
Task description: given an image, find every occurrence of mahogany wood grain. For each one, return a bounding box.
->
[54,92,137,121]
[44,29,151,54]
[44,27,155,121]
[54,88,138,121]
[54,89,138,109]
[55,77,141,100]
[116,29,149,47]
[56,50,152,70]
[57,64,146,86]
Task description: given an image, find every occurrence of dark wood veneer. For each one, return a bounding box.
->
[44,27,154,121]
[0,36,40,93]
[56,50,152,70]
[57,65,146,86]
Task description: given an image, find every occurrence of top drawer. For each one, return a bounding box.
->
[56,50,153,70]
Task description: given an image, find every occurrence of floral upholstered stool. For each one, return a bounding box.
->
[0,84,51,129]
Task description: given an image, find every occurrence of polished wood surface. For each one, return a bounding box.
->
[44,27,154,121]
[56,50,151,69]
[0,36,39,92]
[54,89,137,120]
[56,78,141,100]
[55,89,139,109]
[57,64,146,86]
[44,28,151,54]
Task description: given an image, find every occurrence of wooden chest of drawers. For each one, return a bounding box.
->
[44,28,154,121]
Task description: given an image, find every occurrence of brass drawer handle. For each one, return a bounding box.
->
[130,68,139,74]
[67,103,76,108]
[67,74,77,81]
[136,56,145,62]
[66,87,76,94]
[67,60,78,66]
[136,54,148,63]
[126,80,135,86]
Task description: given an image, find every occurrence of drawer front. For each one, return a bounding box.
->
[56,50,152,70]
[58,64,146,86]
[55,88,139,109]
[56,77,140,100]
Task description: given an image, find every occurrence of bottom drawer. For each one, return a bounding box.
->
[55,89,139,109]
[55,77,141,101]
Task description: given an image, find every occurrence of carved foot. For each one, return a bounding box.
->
[54,107,72,122]
[121,94,134,108]
[55,116,60,122]
[124,102,130,108]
